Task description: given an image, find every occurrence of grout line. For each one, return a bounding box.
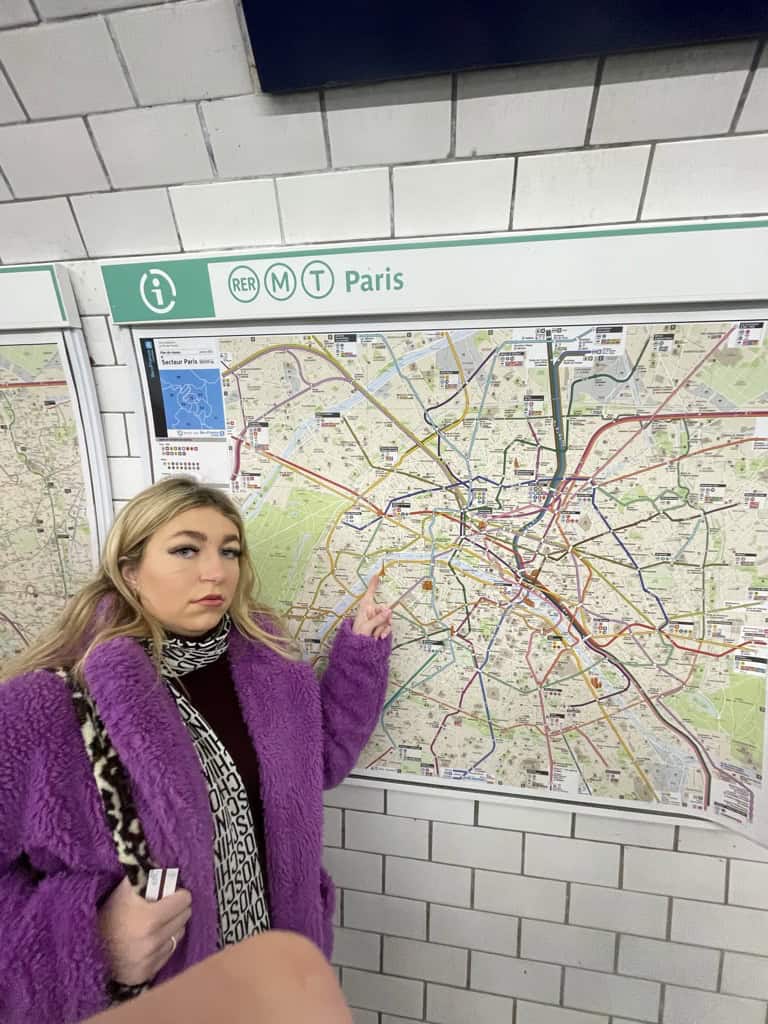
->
[341,807,346,848]
[516,915,522,957]
[584,55,606,146]
[564,881,571,924]
[388,166,395,237]
[0,162,14,201]
[65,194,90,257]
[618,845,625,889]
[0,58,31,121]
[665,897,673,941]
[82,115,114,189]
[465,947,470,989]
[716,949,725,992]
[26,0,42,18]
[469,866,475,909]
[164,187,184,250]
[271,178,286,244]
[319,89,333,168]
[121,412,129,456]
[730,39,766,133]
[449,72,458,158]
[673,825,680,852]
[558,964,565,1006]
[635,143,657,221]
[570,813,576,839]
[658,982,666,1024]
[613,929,620,973]
[507,158,517,231]
[473,800,479,827]
[428,819,433,860]
[103,14,141,108]
[195,101,219,178]
[520,831,526,878]
[723,858,731,904]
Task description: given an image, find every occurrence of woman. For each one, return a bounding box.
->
[0,477,392,1024]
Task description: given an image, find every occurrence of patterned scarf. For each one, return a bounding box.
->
[147,614,231,679]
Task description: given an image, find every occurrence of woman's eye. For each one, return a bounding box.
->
[222,548,241,560]
[170,546,198,557]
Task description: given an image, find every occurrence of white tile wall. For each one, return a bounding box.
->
[564,968,660,1022]
[568,884,668,939]
[721,951,768,999]
[0,176,10,201]
[325,783,385,812]
[346,810,429,859]
[623,847,726,902]
[0,0,36,29]
[202,93,327,178]
[573,813,675,849]
[514,145,650,229]
[277,168,390,243]
[0,119,107,198]
[0,70,24,124]
[517,1005,609,1024]
[429,905,518,956]
[387,790,474,825]
[471,951,561,1001]
[386,856,470,907]
[350,1011,377,1024]
[663,985,766,1024]
[343,891,427,939]
[36,0,164,13]
[525,834,620,886]
[432,821,521,872]
[591,41,755,144]
[643,134,768,219]
[618,935,719,989]
[323,847,382,893]
[427,984,515,1024]
[64,259,109,314]
[107,456,145,499]
[521,920,615,971]
[672,899,768,956]
[72,189,179,257]
[738,47,768,132]
[332,926,381,971]
[394,158,515,236]
[101,413,127,457]
[81,315,114,365]
[0,18,133,118]
[728,859,768,908]
[109,0,251,105]
[474,870,567,922]
[456,60,596,156]
[342,968,423,1019]
[326,76,451,167]
[383,936,466,985]
[89,104,211,188]
[323,806,342,847]
[169,180,281,251]
[478,800,572,836]
[92,364,136,412]
[124,413,142,455]
[677,825,768,862]
[0,197,85,262]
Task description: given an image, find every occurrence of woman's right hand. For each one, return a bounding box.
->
[98,877,193,986]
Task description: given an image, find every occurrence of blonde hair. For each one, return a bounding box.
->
[1,476,297,684]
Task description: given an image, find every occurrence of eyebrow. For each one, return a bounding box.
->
[168,530,241,544]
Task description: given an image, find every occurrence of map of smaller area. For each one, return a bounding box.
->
[0,343,93,659]
[160,368,226,436]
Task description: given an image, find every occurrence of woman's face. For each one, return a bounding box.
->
[124,506,242,637]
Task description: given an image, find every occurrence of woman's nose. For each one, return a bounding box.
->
[199,556,226,581]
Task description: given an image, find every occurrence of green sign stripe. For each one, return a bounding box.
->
[199,217,768,265]
[0,264,66,321]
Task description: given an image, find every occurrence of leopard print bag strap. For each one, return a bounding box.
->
[59,668,155,1004]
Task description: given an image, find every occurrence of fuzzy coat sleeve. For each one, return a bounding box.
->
[0,673,112,1024]
[318,619,391,789]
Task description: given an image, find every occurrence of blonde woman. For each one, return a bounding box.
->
[0,477,392,1024]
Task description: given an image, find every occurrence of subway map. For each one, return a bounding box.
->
[0,342,94,659]
[213,320,768,834]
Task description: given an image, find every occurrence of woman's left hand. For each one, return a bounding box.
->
[352,574,392,640]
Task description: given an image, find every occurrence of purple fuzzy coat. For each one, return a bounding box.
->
[0,619,390,1024]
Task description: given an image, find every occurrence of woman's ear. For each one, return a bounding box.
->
[120,560,139,592]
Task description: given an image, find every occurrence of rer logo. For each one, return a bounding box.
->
[227,265,260,303]
[139,268,177,314]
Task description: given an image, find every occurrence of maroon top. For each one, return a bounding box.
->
[180,655,270,897]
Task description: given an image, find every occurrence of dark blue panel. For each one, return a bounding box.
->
[242,0,768,94]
